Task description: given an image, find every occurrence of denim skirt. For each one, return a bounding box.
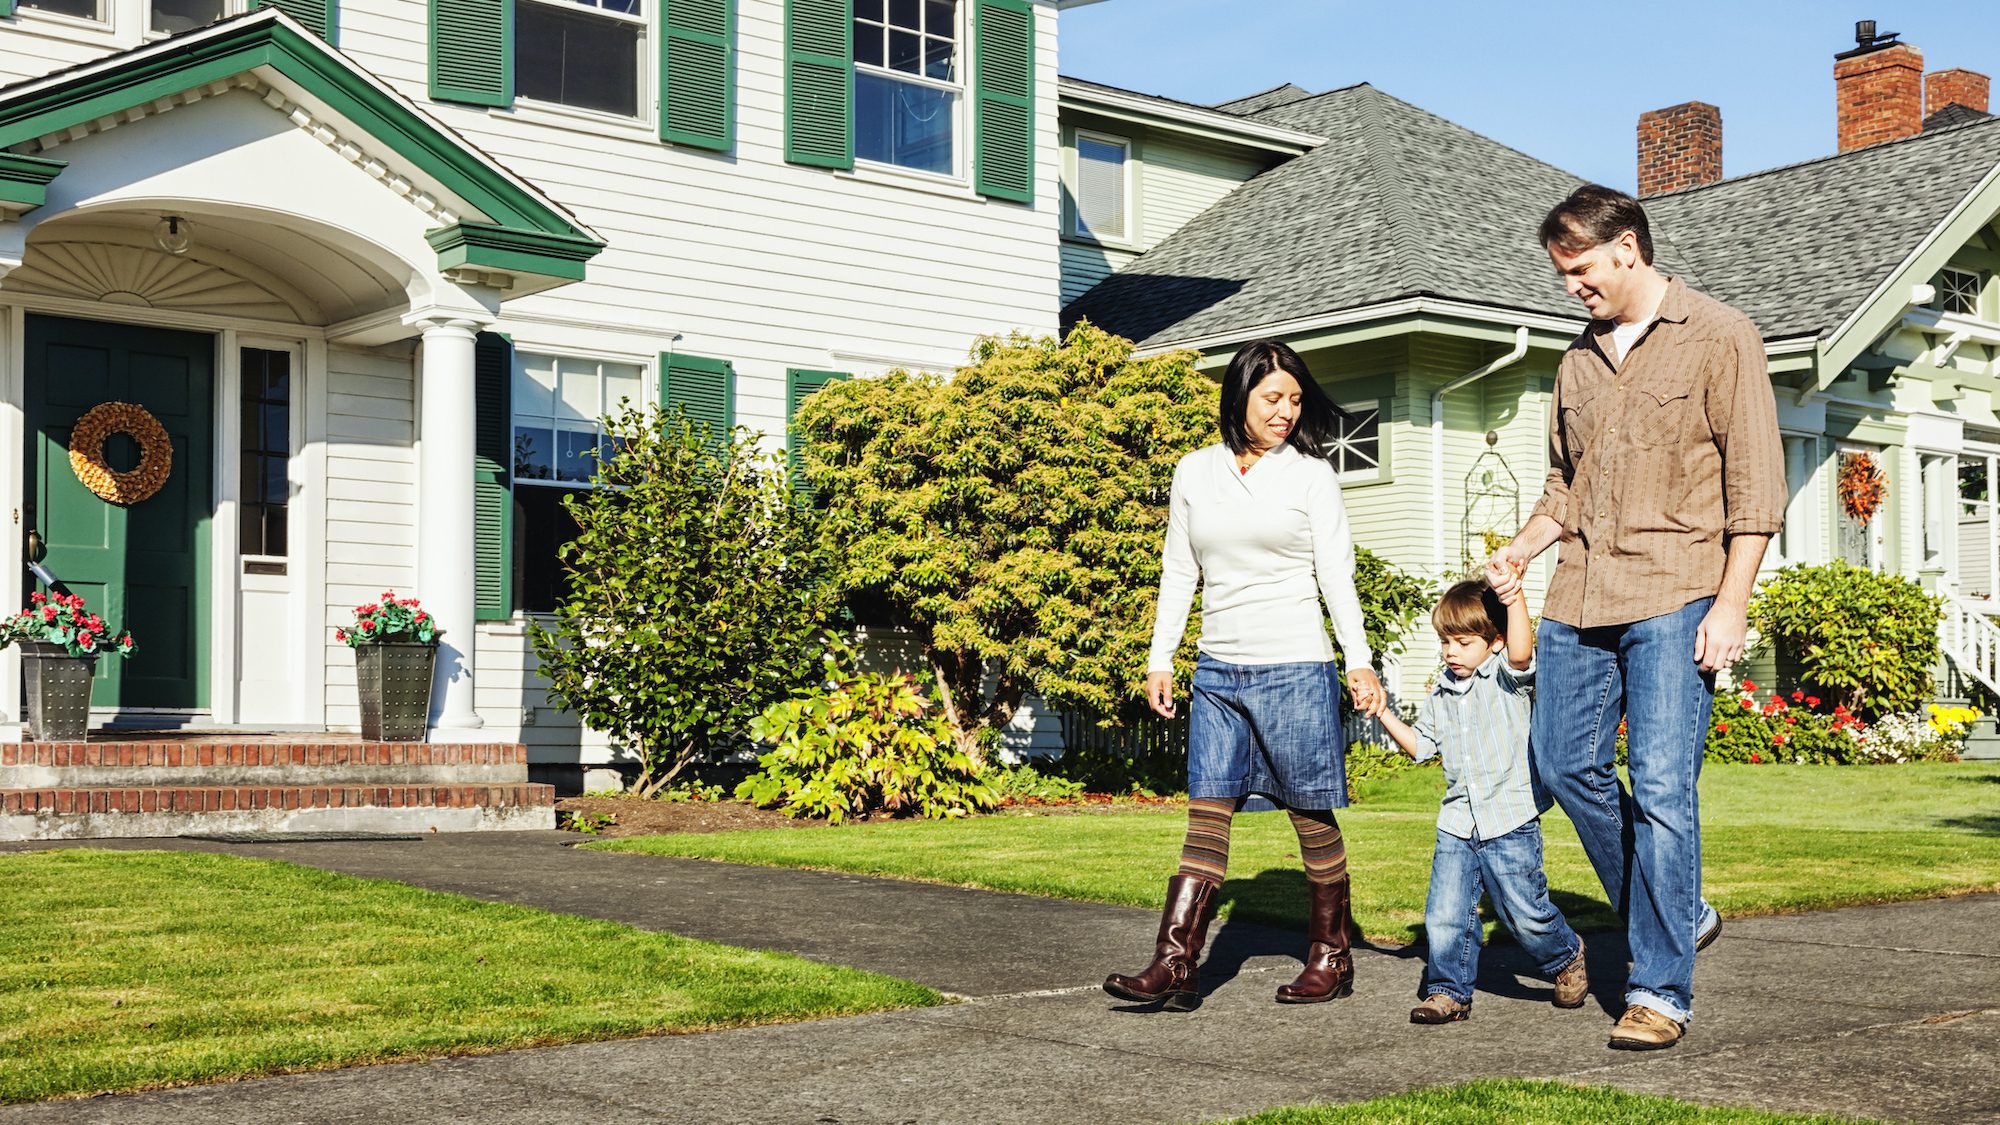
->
[1186,653,1348,811]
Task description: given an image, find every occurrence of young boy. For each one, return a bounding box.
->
[1375,576,1588,1024]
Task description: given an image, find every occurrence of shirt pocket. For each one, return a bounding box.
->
[1557,384,1602,467]
[1633,371,1701,449]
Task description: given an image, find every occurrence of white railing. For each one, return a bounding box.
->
[1939,592,2000,698]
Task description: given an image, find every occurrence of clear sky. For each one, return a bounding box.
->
[1057,1,2000,191]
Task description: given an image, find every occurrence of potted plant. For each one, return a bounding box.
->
[3,592,136,741]
[337,591,441,742]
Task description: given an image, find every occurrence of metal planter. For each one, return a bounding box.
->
[355,642,437,742]
[19,641,96,741]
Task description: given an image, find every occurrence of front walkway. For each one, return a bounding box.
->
[4,833,1996,1124]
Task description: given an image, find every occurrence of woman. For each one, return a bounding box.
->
[1104,339,1387,1011]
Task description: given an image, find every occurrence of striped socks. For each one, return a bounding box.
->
[1176,797,1238,883]
[1288,808,1348,885]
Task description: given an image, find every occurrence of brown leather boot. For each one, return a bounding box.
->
[1103,874,1220,1010]
[1275,877,1354,1003]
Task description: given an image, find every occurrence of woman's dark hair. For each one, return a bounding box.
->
[1537,184,1654,265]
[1219,340,1348,459]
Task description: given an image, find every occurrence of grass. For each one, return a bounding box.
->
[1223,1079,1872,1123]
[0,849,940,1104]
[593,762,2000,941]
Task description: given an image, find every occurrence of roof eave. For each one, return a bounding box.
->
[1059,80,1324,155]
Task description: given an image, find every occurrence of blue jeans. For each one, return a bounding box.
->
[1532,597,1714,1022]
[1421,821,1581,1005]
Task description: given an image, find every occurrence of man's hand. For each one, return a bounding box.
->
[1346,667,1387,717]
[1145,671,1176,718]
[1485,544,1530,602]
[1693,602,1748,672]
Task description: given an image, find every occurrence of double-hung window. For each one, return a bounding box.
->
[853,0,961,176]
[19,0,104,21]
[150,0,230,34]
[517,0,646,119]
[1070,131,1129,241]
[511,352,644,612]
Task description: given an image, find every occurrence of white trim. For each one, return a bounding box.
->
[300,334,328,727]
[0,306,23,731]
[210,328,239,724]
[0,292,326,340]
[835,163,985,202]
[234,333,308,725]
[1327,397,1382,481]
[1135,297,1582,357]
[1057,81,1324,154]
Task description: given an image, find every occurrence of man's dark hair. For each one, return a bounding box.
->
[1218,339,1349,459]
[1538,184,1653,265]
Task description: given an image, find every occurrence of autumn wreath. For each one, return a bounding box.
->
[69,401,172,505]
[1838,451,1886,524]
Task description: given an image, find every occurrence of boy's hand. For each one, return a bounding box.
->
[1346,667,1387,717]
[1491,559,1527,606]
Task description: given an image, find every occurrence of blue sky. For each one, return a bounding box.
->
[1057,1,2000,191]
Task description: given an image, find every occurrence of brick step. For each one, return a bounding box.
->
[0,742,530,789]
[0,783,555,840]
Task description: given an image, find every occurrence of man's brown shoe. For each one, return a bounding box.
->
[1552,939,1588,1009]
[1409,993,1469,1024]
[1608,1004,1684,1050]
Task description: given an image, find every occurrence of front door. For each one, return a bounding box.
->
[23,316,213,711]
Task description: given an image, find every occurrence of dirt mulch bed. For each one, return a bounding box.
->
[556,791,1187,837]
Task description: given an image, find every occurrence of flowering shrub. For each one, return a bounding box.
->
[1704,679,1968,764]
[2,592,135,659]
[1747,561,1941,716]
[334,591,440,648]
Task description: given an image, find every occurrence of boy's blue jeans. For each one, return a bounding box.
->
[1421,821,1582,1005]
[1531,597,1715,1023]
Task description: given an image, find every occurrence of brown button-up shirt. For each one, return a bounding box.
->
[1531,277,1786,629]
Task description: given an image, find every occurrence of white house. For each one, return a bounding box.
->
[0,0,1088,792]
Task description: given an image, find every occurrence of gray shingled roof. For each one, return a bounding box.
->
[1925,102,1991,131]
[1065,82,2000,349]
[1644,114,2000,340]
[1214,83,1314,116]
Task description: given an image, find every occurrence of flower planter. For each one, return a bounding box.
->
[354,642,436,742]
[19,640,96,741]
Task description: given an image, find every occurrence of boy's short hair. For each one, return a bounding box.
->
[1432,580,1507,641]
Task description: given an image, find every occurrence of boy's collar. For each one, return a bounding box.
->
[1435,650,1505,693]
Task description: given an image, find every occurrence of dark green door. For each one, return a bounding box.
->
[24,316,213,711]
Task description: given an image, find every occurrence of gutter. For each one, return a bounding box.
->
[1432,326,1531,582]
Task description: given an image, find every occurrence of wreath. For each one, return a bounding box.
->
[69,401,173,505]
[1838,452,1886,524]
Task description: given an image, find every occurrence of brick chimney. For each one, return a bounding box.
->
[1835,20,1924,151]
[1927,67,1991,116]
[1637,102,1722,197]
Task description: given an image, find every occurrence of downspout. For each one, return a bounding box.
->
[1432,326,1531,582]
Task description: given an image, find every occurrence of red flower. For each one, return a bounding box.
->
[414,611,427,623]
[1805,696,1821,707]
[40,606,56,620]
[1785,715,1797,725]
[76,632,95,652]
[1750,752,1761,763]
[1717,721,1730,733]
[1742,679,1757,691]
[358,620,376,633]
[334,628,348,643]
[1791,691,1805,703]
[29,592,44,603]
[118,633,131,646]
[1740,699,1755,711]
[1772,733,1788,745]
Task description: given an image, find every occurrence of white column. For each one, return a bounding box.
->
[413,317,486,737]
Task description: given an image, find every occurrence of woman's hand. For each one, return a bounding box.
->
[1345,667,1387,717]
[1145,671,1177,718]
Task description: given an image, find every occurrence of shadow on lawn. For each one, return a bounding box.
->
[1937,814,2000,836]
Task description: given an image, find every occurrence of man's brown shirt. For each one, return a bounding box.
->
[1531,277,1787,629]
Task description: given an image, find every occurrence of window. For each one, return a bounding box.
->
[1071,131,1128,241]
[1329,401,1381,478]
[1934,267,1985,318]
[20,0,103,21]
[512,353,644,611]
[853,0,961,176]
[150,0,228,34]
[517,0,644,118]
[239,348,291,558]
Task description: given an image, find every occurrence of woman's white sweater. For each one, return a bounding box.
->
[1146,442,1374,674]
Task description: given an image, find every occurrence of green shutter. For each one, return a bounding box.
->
[784,0,852,169]
[786,367,847,492]
[660,0,734,151]
[0,0,14,17]
[973,0,1034,203]
[254,0,338,43]
[431,0,512,107]
[661,351,735,453]
[474,332,514,620]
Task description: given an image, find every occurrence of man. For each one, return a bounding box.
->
[1487,184,1785,1050]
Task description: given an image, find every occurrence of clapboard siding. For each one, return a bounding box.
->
[1060,241,1134,307]
[1139,134,1269,247]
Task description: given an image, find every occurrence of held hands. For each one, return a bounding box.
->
[1484,546,1528,604]
[1346,667,1387,718]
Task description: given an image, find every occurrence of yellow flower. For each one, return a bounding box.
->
[1926,703,1980,736]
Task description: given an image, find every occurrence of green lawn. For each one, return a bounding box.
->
[594,763,2000,941]
[1225,1080,1871,1124]
[0,849,940,1104]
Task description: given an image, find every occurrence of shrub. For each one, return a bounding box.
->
[531,407,841,798]
[984,763,1087,803]
[738,672,998,823]
[1343,737,1433,803]
[1747,561,1942,717]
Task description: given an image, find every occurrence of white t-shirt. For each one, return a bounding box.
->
[1610,317,1650,362]
[1146,442,1374,674]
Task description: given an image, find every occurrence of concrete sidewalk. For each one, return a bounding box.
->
[4,833,1997,1124]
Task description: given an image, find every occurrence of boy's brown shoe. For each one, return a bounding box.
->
[1552,939,1588,1008]
[1608,1004,1684,1050]
[1409,993,1470,1024]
